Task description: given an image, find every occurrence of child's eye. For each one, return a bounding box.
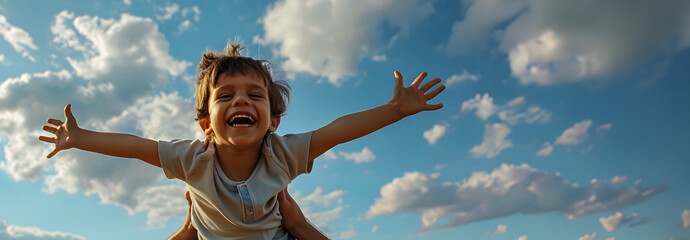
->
[249,93,263,98]
[219,94,233,99]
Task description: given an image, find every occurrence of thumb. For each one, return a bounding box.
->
[64,104,76,122]
[394,71,403,88]
[47,149,58,159]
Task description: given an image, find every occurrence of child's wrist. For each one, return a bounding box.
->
[385,100,406,119]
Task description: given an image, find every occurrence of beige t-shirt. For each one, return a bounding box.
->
[159,132,313,240]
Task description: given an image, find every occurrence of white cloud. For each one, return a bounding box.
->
[494,224,507,234]
[461,93,498,120]
[339,230,358,239]
[434,164,445,170]
[372,225,378,232]
[597,123,613,134]
[470,123,512,158]
[177,20,191,35]
[442,0,690,85]
[366,164,668,233]
[256,0,434,85]
[536,142,553,157]
[0,14,37,61]
[366,171,440,219]
[155,3,179,21]
[555,120,592,145]
[682,209,690,228]
[518,236,528,240]
[0,220,85,240]
[372,54,387,62]
[462,94,550,125]
[498,98,551,126]
[298,187,344,207]
[291,187,347,230]
[599,212,637,232]
[578,233,596,240]
[322,149,338,160]
[0,54,5,63]
[606,238,615,240]
[181,6,202,22]
[610,176,627,184]
[51,11,87,52]
[447,69,479,85]
[424,124,447,145]
[123,0,131,6]
[338,147,376,163]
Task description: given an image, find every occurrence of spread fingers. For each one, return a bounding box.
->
[47,118,63,126]
[420,78,442,92]
[38,136,56,143]
[43,125,58,134]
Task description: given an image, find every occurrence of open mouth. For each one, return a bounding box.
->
[227,113,256,127]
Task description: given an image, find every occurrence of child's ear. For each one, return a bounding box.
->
[269,117,281,132]
[199,118,213,135]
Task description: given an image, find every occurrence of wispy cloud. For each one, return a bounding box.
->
[0,220,85,240]
[446,69,479,85]
[0,15,37,61]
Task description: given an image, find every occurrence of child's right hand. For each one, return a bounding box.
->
[39,104,81,158]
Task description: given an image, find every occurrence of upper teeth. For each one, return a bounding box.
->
[231,114,254,123]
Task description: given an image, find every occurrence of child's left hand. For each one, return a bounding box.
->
[390,71,446,117]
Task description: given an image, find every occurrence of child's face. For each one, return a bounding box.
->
[201,72,279,148]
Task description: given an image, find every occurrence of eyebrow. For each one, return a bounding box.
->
[215,83,267,93]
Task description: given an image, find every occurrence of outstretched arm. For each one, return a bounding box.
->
[308,71,445,161]
[38,104,160,167]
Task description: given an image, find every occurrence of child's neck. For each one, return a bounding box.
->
[215,141,262,182]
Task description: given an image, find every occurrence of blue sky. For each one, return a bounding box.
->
[1,0,689,239]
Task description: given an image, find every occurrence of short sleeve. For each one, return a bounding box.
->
[158,139,208,181]
[265,132,313,180]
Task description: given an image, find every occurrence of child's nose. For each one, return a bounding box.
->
[233,95,249,106]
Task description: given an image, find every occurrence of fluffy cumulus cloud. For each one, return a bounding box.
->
[682,209,690,228]
[366,164,668,233]
[518,236,528,240]
[599,212,637,232]
[424,124,447,145]
[555,120,592,145]
[0,12,193,228]
[256,0,434,85]
[470,123,512,158]
[0,220,85,240]
[442,0,690,85]
[461,93,498,120]
[0,15,38,61]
